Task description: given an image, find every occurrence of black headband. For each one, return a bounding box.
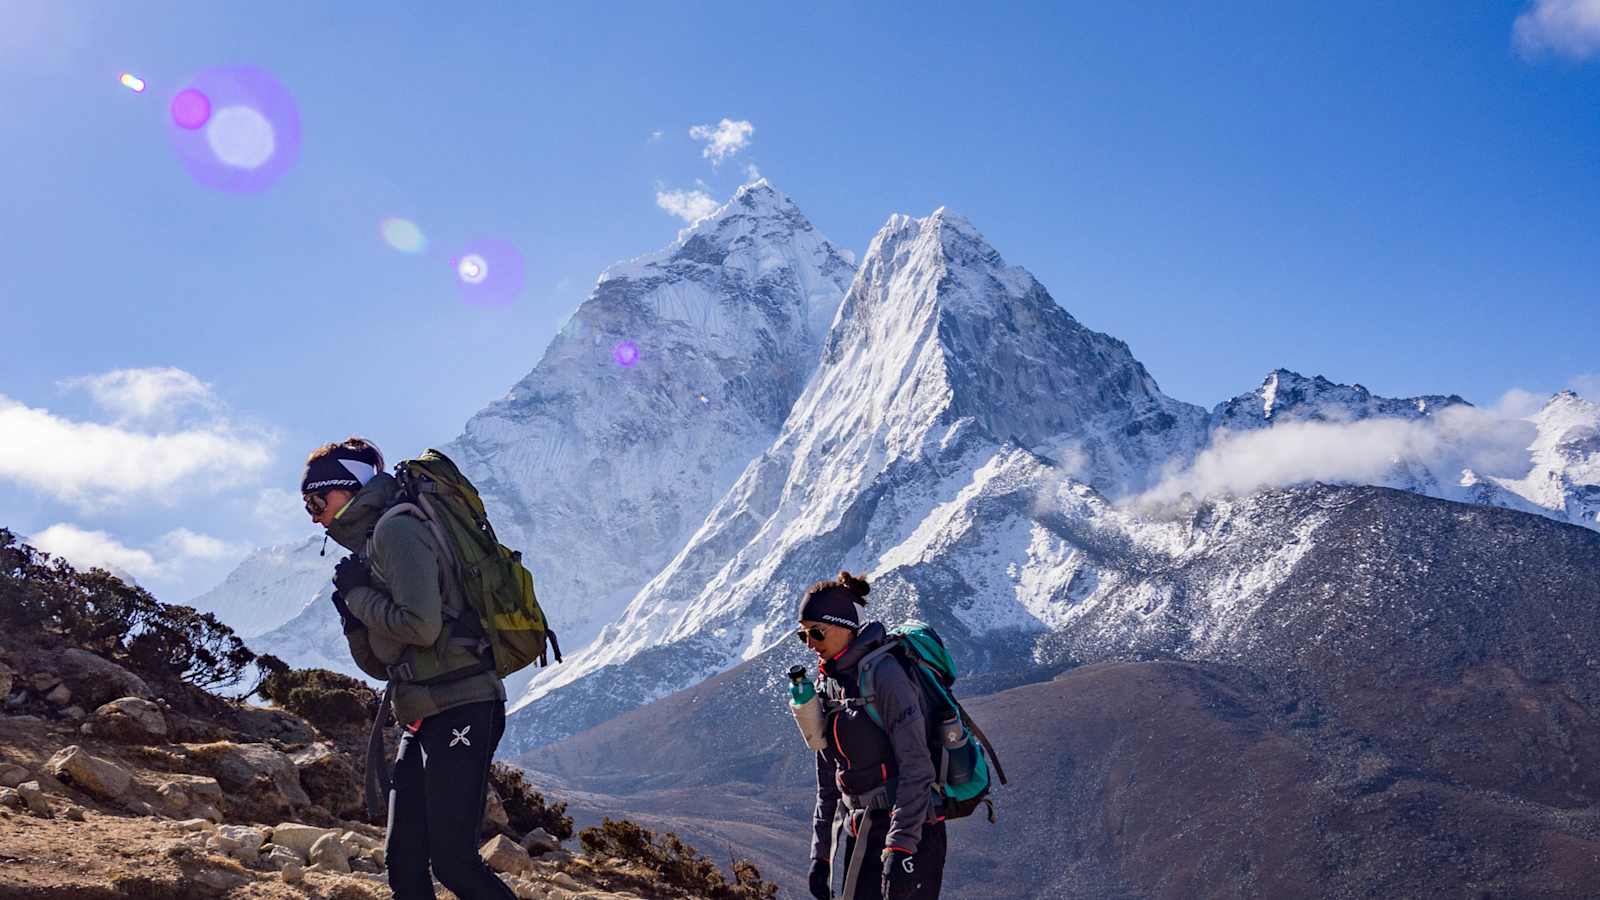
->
[300,452,378,495]
[797,586,861,631]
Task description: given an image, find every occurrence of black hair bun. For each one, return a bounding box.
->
[838,570,870,604]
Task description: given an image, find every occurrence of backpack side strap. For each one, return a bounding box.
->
[957,702,1008,786]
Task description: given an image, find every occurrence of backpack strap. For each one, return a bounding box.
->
[957,701,1008,786]
[368,502,493,683]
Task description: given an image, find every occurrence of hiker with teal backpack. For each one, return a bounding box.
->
[791,572,1006,900]
[301,438,559,900]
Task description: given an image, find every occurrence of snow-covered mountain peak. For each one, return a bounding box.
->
[1215,368,1469,430]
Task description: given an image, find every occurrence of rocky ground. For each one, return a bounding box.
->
[0,636,749,899]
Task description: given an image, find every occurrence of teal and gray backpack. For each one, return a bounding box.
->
[858,621,1008,822]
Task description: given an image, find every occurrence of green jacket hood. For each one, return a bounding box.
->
[324,473,399,552]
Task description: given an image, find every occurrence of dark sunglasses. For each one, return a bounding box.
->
[303,491,331,517]
[795,624,828,644]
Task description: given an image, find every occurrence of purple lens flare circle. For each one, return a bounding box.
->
[167,66,301,192]
[451,238,526,307]
[170,89,211,129]
[612,340,640,368]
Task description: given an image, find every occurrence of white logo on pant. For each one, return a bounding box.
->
[902,857,915,875]
[449,726,472,748]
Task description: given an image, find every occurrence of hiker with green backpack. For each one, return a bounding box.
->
[793,571,1005,900]
[301,437,558,900]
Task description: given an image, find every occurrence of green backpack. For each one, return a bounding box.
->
[858,621,1008,822]
[389,448,561,679]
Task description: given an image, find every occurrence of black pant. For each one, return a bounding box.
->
[386,700,516,900]
[838,812,947,899]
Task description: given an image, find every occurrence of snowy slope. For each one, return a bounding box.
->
[446,180,854,659]
[188,535,332,638]
[1483,390,1600,527]
[509,207,1209,738]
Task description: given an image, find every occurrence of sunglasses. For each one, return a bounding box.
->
[795,624,829,645]
[303,491,331,517]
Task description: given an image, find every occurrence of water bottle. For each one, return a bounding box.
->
[939,713,974,786]
[788,665,828,751]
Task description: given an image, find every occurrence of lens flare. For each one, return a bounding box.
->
[119,73,146,93]
[613,340,640,368]
[206,106,276,169]
[167,67,300,192]
[451,239,525,307]
[457,254,489,284]
[379,218,427,253]
[170,89,211,129]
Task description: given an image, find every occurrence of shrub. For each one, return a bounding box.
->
[0,528,256,690]
[255,663,380,733]
[578,817,778,900]
[489,762,574,841]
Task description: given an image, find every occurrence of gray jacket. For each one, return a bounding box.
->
[325,474,504,723]
[810,622,938,860]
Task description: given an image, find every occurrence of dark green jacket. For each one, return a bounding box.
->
[325,473,504,723]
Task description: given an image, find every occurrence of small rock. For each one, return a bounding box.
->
[0,763,28,788]
[31,673,59,693]
[269,822,337,857]
[263,844,301,870]
[0,660,13,699]
[192,801,222,823]
[309,832,351,873]
[485,785,511,832]
[371,846,386,868]
[120,796,156,817]
[480,834,533,876]
[0,787,20,809]
[45,684,72,705]
[156,782,190,812]
[281,860,304,883]
[65,805,85,821]
[44,745,131,800]
[522,826,562,855]
[190,868,247,891]
[216,824,266,858]
[550,871,582,890]
[17,781,52,818]
[61,706,86,721]
[341,829,380,851]
[175,817,214,832]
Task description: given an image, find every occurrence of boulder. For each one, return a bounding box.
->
[161,774,223,803]
[64,805,85,821]
[191,801,222,823]
[269,822,337,858]
[45,745,131,800]
[57,649,152,707]
[308,832,351,873]
[0,787,20,810]
[0,763,28,788]
[280,860,305,884]
[522,827,561,855]
[181,742,310,814]
[45,684,72,706]
[17,781,52,817]
[479,834,533,876]
[290,741,361,818]
[91,697,168,743]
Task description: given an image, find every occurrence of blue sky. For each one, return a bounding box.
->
[2,2,1597,601]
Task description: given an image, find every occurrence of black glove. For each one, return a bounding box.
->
[330,591,362,634]
[333,554,371,594]
[881,849,917,900]
[807,859,831,900]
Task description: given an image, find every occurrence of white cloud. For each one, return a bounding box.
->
[744,162,763,183]
[688,118,754,165]
[1136,404,1537,509]
[1571,373,1600,398]
[0,379,274,508]
[648,129,664,142]
[28,523,160,579]
[161,527,236,561]
[60,367,221,425]
[1514,0,1600,60]
[655,188,720,224]
[1491,387,1547,419]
